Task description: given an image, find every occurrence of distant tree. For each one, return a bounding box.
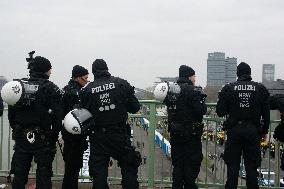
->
[145,86,154,93]
[144,87,154,100]
[204,86,222,103]
[135,87,154,100]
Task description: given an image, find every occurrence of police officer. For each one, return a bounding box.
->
[80,59,141,189]
[216,62,270,189]
[270,94,284,169]
[270,94,284,123]
[61,65,89,189]
[8,55,64,189]
[0,96,3,116]
[164,65,207,189]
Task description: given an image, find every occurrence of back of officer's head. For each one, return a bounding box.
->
[92,59,108,72]
[92,59,110,77]
[72,65,89,78]
[179,65,195,78]
[30,56,52,73]
[237,62,251,77]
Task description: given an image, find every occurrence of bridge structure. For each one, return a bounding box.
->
[0,100,282,188]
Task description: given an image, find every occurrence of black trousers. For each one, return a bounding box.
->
[89,132,139,189]
[224,124,261,189]
[170,135,203,189]
[61,136,88,189]
[11,144,56,189]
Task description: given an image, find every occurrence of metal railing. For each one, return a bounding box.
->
[0,101,283,188]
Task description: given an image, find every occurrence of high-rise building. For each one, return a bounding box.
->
[262,64,275,82]
[207,52,225,86]
[0,76,8,90]
[207,52,237,86]
[225,57,237,84]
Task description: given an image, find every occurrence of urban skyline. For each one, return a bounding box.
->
[207,52,237,87]
[1,56,282,91]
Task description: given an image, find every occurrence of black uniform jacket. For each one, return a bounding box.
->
[80,71,140,127]
[216,75,270,134]
[8,72,64,143]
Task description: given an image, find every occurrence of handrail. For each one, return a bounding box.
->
[0,102,283,188]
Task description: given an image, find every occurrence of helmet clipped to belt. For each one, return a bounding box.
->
[64,108,95,135]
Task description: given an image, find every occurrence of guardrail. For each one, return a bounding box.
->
[0,101,283,189]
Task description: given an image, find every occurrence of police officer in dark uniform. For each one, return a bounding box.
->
[216,62,270,189]
[80,59,141,189]
[8,56,64,189]
[61,65,89,189]
[270,94,284,124]
[165,65,207,189]
[270,94,284,169]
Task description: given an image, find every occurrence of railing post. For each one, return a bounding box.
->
[8,126,11,170]
[275,140,280,187]
[148,102,156,189]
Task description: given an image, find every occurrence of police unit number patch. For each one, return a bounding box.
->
[92,83,116,112]
[234,84,256,108]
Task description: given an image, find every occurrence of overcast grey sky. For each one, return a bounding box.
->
[0,0,283,89]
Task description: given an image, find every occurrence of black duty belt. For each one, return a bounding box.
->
[16,128,48,144]
[95,127,126,134]
[236,120,258,126]
[95,122,126,134]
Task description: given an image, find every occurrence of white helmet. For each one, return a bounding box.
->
[1,80,23,106]
[63,108,94,135]
[154,82,169,102]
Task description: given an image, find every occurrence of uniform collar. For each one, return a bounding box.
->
[93,70,111,78]
[177,77,193,85]
[237,74,252,81]
[68,79,82,88]
[29,72,49,79]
